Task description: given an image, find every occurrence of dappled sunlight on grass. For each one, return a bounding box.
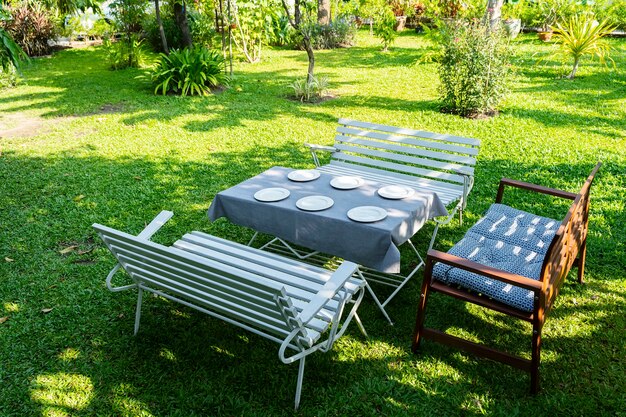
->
[30,373,93,415]
[1,30,625,416]
[3,302,19,313]
[57,348,80,362]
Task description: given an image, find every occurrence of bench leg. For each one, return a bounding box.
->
[134,288,144,336]
[294,357,306,410]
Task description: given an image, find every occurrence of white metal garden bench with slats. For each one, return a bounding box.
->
[298,118,481,314]
[93,211,367,410]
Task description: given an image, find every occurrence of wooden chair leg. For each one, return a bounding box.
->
[412,265,433,352]
[530,313,543,394]
[577,237,587,284]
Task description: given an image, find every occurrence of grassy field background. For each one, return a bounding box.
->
[1,31,625,416]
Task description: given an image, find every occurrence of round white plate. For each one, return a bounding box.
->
[347,206,388,223]
[254,187,290,202]
[287,169,320,182]
[330,176,364,190]
[296,195,334,211]
[377,184,415,200]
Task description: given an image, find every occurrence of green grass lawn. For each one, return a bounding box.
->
[1,31,625,416]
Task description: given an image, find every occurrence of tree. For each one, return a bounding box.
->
[173,0,192,48]
[484,0,505,30]
[281,0,315,83]
[318,0,330,25]
[154,0,169,54]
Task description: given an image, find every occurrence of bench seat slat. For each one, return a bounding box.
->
[173,239,346,314]
[322,161,465,204]
[338,118,481,146]
[124,265,293,333]
[102,234,282,301]
[333,153,466,184]
[181,233,362,295]
[334,142,474,179]
[336,126,480,156]
[335,135,477,166]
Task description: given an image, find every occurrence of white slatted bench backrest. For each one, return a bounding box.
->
[93,224,310,346]
[332,119,480,189]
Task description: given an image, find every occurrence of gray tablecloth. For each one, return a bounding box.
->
[208,166,448,273]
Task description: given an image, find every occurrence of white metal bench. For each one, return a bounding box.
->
[93,211,367,410]
[301,118,481,317]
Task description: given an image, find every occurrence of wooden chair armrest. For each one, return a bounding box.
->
[495,178,577,203]
[426,249,543,292]
[299,261,359,324]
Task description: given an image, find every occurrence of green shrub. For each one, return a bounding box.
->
[290,76,329,102]
[188,9,218,48]
[2,2,57,57]
[265,11,293,46]
[437,21,512,117]
[144,12,184,52]
[151,46,228,96]
[0,62,18,88]
[103,36,146,70]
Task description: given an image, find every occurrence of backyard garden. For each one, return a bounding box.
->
[1,0,625,416]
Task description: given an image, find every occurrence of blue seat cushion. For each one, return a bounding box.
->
[432,204,559,312]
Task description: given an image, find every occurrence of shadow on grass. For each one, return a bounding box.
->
[0,149,624,416]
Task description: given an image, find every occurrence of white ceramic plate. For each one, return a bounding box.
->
[296,195,334,211]
[330,176,364,190]
[347,206,388,223]
[287,169,321,182]
[377,184,415,200]
[254,187,290,202]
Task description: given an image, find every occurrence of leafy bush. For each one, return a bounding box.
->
[2,2,57,57]
[265,11,293,46]
[88,19,113,39]
[144,12,184,52]
[437,21,511,117]
[151,46,228,96]
[188,9,218,48]
[290,76,329,102]
[603,0,626,30]
[103,36,145,69]
[0,62,18,88]
[313,18,356,49]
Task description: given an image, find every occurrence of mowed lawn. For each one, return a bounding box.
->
[0,31,625,416]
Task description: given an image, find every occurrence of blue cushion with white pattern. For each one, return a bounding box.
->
[432,204,559,312]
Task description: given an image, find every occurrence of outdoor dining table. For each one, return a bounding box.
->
[208,166,448,322]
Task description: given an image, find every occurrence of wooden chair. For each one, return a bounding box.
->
[412,162,601,393]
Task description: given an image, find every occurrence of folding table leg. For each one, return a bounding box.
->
[358,269,393,325]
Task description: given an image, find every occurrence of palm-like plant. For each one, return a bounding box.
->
[551,15,616,79]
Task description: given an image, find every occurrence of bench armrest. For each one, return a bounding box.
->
[426,249,543,292]
[304,143,338,153]
[496,178,577,203]
[304,143,338,167]
[299,261,360,324]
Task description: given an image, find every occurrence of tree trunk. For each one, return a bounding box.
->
[281,0,316,83]
[568,56,580,79]
[485,0,505,31]
[318,0,330,26]
[303,36,315,83]
[174,1,193,48]
[154,0,169,54]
